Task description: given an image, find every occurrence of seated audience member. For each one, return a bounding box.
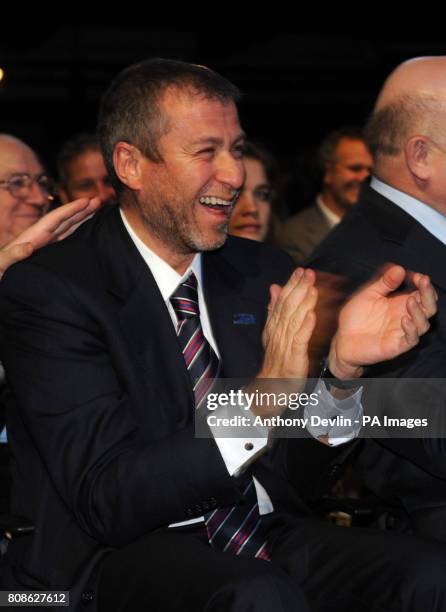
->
[277,127,373,263]
[58,133,117,206]
[0,196,102,513]
[306,56,446,543]
[229,141,279,242]
[0,58,443,612]
[0,133,56,445]
[0,134,54,248]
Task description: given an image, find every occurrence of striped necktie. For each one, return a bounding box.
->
[170,272,220,407]
[170,272,270,560]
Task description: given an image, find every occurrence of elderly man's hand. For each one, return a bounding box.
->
[329,264,437,379]
[0,197,102,279]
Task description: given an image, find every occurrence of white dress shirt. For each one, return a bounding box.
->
[316,195,342,229]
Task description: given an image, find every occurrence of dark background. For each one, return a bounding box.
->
[1,18,445,213]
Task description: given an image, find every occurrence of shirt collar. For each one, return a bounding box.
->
[370,176,446,246]
[119,208,203,301]
[316,194,341,228]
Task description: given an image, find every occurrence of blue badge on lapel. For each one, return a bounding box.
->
[233,313,256,325]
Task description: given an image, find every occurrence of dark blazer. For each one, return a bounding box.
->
[307,183,446,514]
[0,206,344,609]
[276,202,333,264]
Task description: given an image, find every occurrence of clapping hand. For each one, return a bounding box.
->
[329,264,437,379]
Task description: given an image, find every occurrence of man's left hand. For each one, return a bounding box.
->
[329,264,437,379]
[0,197,102,280]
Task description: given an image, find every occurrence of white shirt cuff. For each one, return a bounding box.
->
[304,379,363,446]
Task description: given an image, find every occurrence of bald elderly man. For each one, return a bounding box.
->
[0,135,56,248]
[306,56,446,541]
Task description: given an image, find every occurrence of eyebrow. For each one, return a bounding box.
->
[190,132,246,147]
[2,171,45,178]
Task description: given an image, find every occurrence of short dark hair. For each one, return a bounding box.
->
[57,133,101,186]
[97,58,241,192]
[243,141,279,187]
[318,126,367,172]
[243,140,283,219]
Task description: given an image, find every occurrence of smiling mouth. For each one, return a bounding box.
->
[199,195,236,211]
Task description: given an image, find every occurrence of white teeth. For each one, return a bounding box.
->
[199,196,232,206]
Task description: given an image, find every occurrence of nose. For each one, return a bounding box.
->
[237,191,260,217]
[215,152,245,191]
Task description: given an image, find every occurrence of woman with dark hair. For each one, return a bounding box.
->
[229,141,279,242]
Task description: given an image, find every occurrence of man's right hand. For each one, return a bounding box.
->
[258,267,318,381]
[0,197,102,279]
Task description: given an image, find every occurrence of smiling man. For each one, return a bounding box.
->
[0,59,444,612]
[58,133,117,207]
[117,85,244,267]
[277,126,373,263]
[0,135,53,247]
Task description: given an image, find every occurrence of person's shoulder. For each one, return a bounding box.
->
[306,193,395,279]
[276,203,325,243]
[284,203,321,226]
[206,235,295,287]
[1,206,118,292]
[222,235,295,268]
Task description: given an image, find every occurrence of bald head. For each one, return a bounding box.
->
[366,57,446,161]
[375,57,446,110]
[0,134,37,159]
[0,134,50,247]
[364,57,446,214]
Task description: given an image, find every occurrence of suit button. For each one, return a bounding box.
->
[244,442,254,451]
[81,590,95,604]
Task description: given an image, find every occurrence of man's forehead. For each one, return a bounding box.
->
[161,87,241,133]
[0,139,42,174]
[68,149,105,170]
[335,139,370,159]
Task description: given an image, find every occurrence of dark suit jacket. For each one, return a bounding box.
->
[0,206,345,609]
[276,202,333,264]
[307,183,446,513]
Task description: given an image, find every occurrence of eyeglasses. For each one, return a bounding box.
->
[0,173,56,200]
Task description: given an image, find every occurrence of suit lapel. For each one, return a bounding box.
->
[360,186,446,340]
[97,208,194,431]
[203,243,267,379]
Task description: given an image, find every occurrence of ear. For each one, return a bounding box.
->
[113,142,144,189]
[405,135,432,181]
